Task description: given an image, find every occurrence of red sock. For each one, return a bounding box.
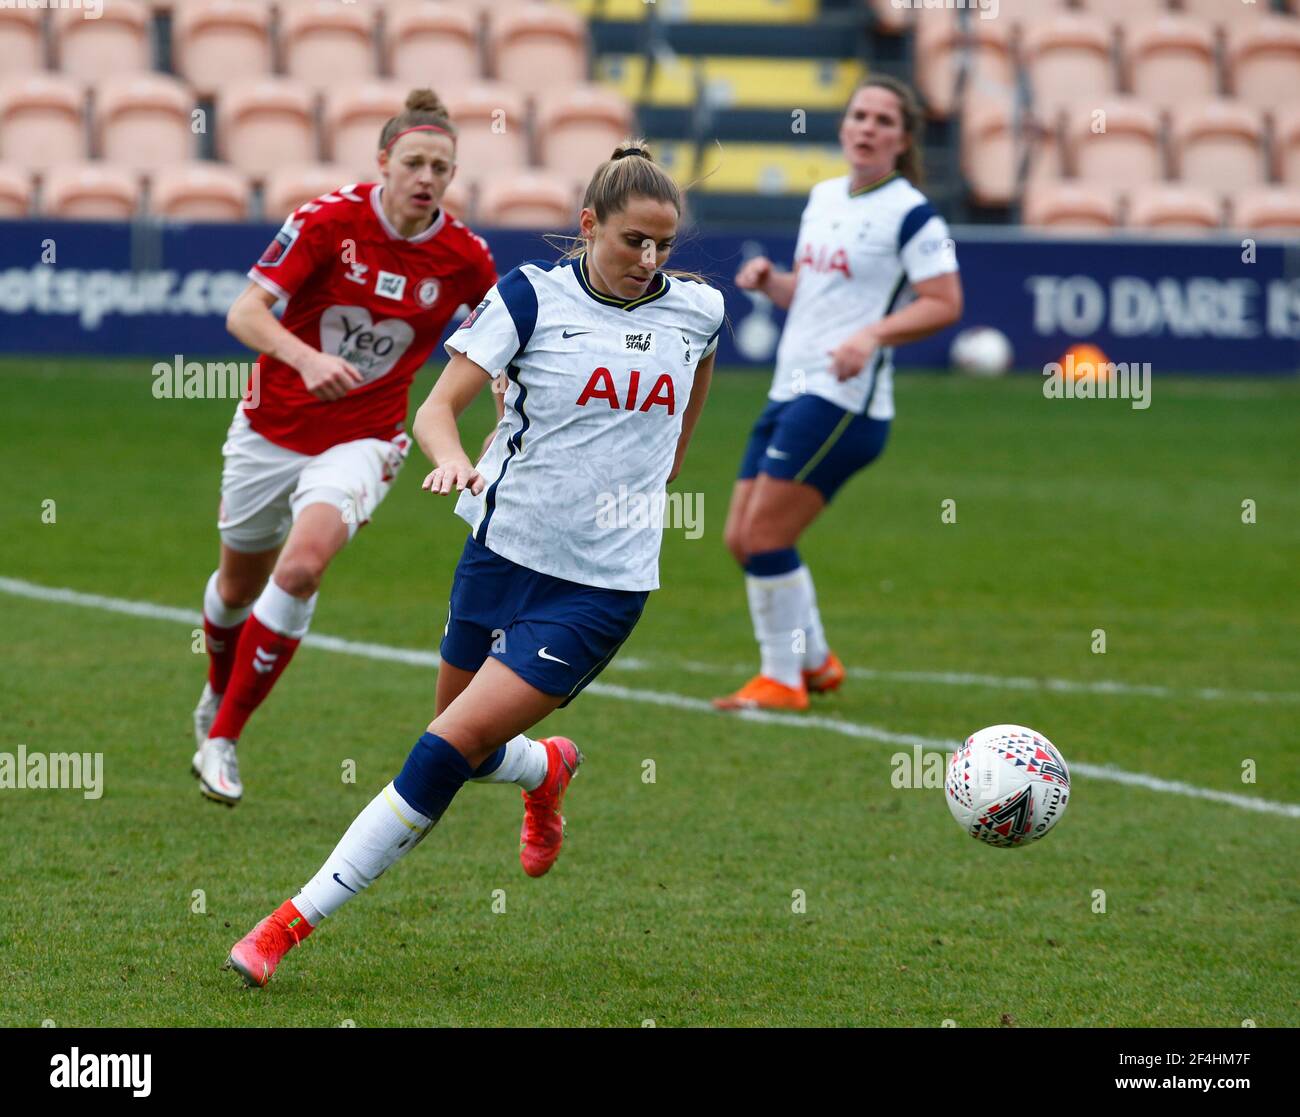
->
[208,613,302,742]
[204,616,246,694]
[275,899,315,943]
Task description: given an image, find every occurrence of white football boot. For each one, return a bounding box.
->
[192,682,222,772]
[197,737,243,806]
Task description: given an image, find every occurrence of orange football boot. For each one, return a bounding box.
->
[225,900,314,988]
[803,652,845,694]
[520,736,583,878]
[712,675,809,711]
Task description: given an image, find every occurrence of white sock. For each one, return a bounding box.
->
[253,578,317,639]
[297,782,434,922]
[203,570,253,628]
[744,569,806,688]
[471,734,548,790]
[795,565,830,669]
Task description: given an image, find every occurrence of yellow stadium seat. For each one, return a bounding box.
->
[595,55,696,108]
[664,141,847,195]
[699,58,860,111]
[556,0,817,22]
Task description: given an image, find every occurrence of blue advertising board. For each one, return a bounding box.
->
[1,218,1296,372]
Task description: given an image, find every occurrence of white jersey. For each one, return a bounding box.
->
[771,173,958,418]
[444,255,725,591]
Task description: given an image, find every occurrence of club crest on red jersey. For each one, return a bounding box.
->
[416,277,441,307]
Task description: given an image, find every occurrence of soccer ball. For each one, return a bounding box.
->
[950,326,1013,376]
[945,725,1070,848]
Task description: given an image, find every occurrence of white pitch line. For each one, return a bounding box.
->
[610,657,1300,706]
[2,575,1297,820]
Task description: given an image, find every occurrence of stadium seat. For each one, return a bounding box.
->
[324,82,407,179]
[1229,187,1300,232]
[442,84,529,182]
[960,99,1045,208]
[0,164,33,217]
[1126,183,1222,231]
[487,4,588,99]
[150,162,251,220]
[173,0,273,99]
[96,74,194,174]
[866,0,910,36]
[43,163,140,220]
[1022,181,1121,229]
[1025,117,1066,189]
[478,171,576,227]
[53,0,151,82]
[678,141,847,195]
[386,2,482,88]
[699,57,861,111]
[1065,98,1162,185]
[282,1,378,92]
[218,79,318,182]
[0,6,45,76]
[1170,100,1265,194]
[537,85,634,180]
[989,0,1072,31]
[1226,17,1300,113]
[1180,0,1270,33]
[263,164,363,220]
[914,8,1015,120]
[0,76,86,173]
[1124,16,1218,113]
[596,54,696,109]
[1023,15,1118,124]
[1273,103,1300,185]
[440,177,472,222]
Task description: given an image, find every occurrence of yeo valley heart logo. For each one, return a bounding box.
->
[320,306,415,382]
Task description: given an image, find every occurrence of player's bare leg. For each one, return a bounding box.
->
[715,475,843,709]
[226,660,578,986]
[722,478,756,566]
[199,504,349,805]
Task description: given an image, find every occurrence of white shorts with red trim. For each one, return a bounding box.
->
[217,406,411,553]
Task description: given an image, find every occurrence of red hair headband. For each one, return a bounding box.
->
[384,124,453,153]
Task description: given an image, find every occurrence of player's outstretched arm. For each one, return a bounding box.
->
[668,350,716,485]
[225,281,363,401]
[414,352,493,496]
[736,256,798,309]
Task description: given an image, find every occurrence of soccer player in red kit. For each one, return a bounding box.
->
[192,89,497,806]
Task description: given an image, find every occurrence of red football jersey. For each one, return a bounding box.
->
[246,182,497,455]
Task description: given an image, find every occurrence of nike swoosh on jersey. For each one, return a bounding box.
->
[537,647,570,665]
[561,330,591,339]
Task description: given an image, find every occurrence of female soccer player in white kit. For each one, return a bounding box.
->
[223,144,726,986]
[191,91,497,805]
[714,76,963,712]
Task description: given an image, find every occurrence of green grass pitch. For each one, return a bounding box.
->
[0,357,1296,1027]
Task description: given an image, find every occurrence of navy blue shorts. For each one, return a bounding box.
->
[439,535,648,707]
[738,395,890,502]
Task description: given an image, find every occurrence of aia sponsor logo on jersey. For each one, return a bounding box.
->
[257,223,300,268]
[796,242,852,278]
[576,367,675,415]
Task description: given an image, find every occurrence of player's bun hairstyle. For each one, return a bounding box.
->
[378,89,457,152]
[581,139,682,221]
[845,75,924,185]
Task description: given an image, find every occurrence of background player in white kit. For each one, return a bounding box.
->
[715,76,964,712]
[222,144,726,987]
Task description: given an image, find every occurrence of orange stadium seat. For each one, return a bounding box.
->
[386,2,482,88]
[1180,0,1270,33]
[989,0,1073,35]
[1076,0,1165,21]
[1124,16,1218,112]
[263,164,364,220]
[1127,183,1222,231]
[0,76,86,173]
[43,163,140,220]
[218,79,318,182]
[960,97,1028,208]
[487,5,588,99]
[443,83,529,182]
[324,82,406,179]
[537,85,634,180]
[1065,98,1162,185]
[174,0,273,100]
[151,162,251,220]
[1273,103,1300,185]
[0,164,33,216]
[0,6,45,76]
[53,0,151,82]
[1023,15,1118,124]
[282,1,378,91]
[1226,17,1300,113]
[1170,100,1265,194]
[1022,181,1121,230]
[479,171,575,228]
[96,74,194,174]
[866,0,910,36]
[440,177,472,222]
[1229,187,1300,233]
[914,7,1015,120]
